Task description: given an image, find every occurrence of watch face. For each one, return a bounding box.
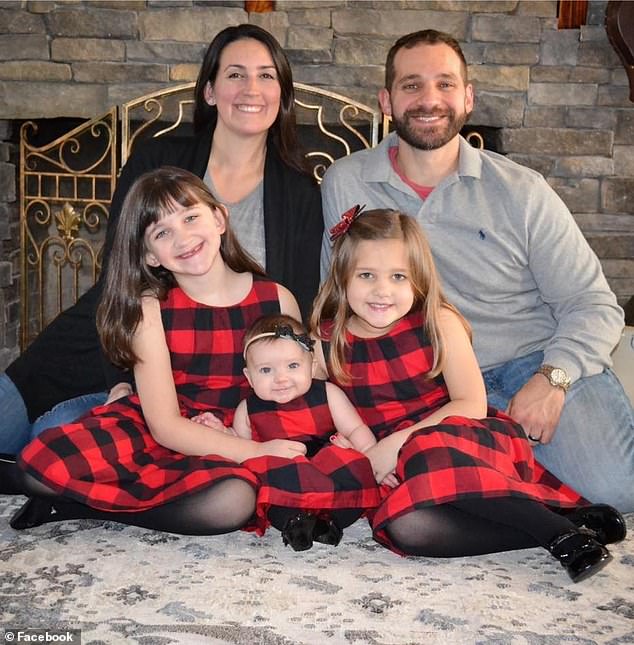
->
[551,368,567,384]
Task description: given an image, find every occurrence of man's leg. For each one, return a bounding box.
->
[533,369,633,512]
[484,354,634,513]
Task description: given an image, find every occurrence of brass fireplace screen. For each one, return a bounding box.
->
[19,82,385,349]
[19,82,484,350]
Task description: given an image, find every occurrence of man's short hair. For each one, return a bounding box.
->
[385,29,468,90]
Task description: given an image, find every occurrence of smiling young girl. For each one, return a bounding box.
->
[311,207,625,582]
[7,167,308,535]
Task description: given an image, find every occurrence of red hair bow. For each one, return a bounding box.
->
[329,204,366,241]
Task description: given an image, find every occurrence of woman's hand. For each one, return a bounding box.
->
[255,439,307,460]
[105,382,133,404]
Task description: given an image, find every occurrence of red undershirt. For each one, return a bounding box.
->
[389,146,434,200]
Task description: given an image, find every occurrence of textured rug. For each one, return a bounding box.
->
[1,495,633,645]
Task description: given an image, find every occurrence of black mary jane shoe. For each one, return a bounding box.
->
[281,512,317,552]
[313,518,343,546]
[9,497,55,530]
[564,504,627,545]
[548,528,612,583]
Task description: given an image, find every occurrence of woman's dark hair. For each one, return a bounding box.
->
[193,24,309,175]
[97,166,266,369]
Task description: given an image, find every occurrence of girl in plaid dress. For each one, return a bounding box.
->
[311,207,625,582]
[222,313,380,551]
[7,167,308,535]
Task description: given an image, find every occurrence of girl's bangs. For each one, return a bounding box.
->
[143,184,202,228]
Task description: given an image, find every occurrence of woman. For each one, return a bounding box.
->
[0,24,322,455]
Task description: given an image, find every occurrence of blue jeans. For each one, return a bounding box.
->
[0,373,32,453]
[483,351,634,512]
[30,391,107,441]
[0,372,106,453]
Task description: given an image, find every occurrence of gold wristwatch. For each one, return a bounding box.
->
[537,364,571,393]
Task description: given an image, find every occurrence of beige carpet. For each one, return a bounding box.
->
[1,495,633,644]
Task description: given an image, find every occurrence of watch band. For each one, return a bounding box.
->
[537,364,571,393]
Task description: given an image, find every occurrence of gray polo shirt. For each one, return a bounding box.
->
[320,132,623,382]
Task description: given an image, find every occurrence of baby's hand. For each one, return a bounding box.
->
[380,472,400,489]
[191,412,236,436]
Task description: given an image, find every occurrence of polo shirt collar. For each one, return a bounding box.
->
[362,132,483,184]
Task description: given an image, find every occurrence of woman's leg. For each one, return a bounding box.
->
[0,374,33,453]
[29,391,108,440]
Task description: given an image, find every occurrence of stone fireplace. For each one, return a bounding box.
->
[1,0,633,370]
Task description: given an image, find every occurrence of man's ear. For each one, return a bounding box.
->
[243,367,254,388]
[378,88,393,117]
[465,82,475,114]
[203,81,216,106]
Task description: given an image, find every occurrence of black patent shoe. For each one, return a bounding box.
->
[281,512,317,551]
[564,504,627,545]
[9,497,55,530]
[313,518,343,546]
[548,528,612,583]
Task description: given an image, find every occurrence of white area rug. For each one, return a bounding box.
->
[1,495,633,644]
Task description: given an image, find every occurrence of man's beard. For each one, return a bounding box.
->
[392,106,471,151]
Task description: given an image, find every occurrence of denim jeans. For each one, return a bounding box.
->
[30,391,107,441]
[483,351,634,512]
[0,373,32,453]
[0,372,107,453]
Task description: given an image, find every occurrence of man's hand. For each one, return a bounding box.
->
[506,373,565,444]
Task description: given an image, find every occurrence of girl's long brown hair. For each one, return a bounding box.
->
[310,209,470,383]
[97,166,265,370]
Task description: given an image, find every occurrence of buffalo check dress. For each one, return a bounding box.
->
[18,276,281,512]
[243,379,381,533]
[321,312,586,554]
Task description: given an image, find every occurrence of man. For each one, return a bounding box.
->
[320,30,633,512]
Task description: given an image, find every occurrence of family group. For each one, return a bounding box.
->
[1,24,632,584]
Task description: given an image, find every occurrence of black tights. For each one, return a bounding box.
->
[384,497,577,557]
[4,460,256,536]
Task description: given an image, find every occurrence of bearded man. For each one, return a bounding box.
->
[320,30,633,512]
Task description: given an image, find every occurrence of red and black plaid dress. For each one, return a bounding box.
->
[243,379,381,534]
[18,276,280,512]
[321,312,585,554]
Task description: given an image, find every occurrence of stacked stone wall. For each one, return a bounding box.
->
[0,0,632,366]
